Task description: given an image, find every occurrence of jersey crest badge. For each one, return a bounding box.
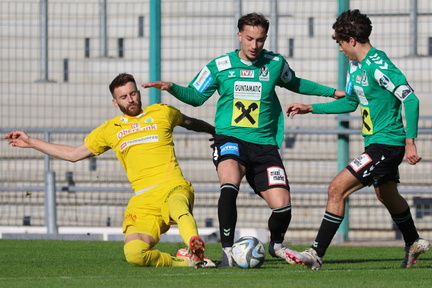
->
[259,66,269,81]
[361,70,368,86]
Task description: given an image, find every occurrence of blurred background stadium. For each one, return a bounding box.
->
[1,0,431,243]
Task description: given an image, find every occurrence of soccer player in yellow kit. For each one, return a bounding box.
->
[5,73,216,268]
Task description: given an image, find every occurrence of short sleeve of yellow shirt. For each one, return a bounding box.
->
[85,103,184,192]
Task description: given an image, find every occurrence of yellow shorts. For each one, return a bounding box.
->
[122,179,194,242]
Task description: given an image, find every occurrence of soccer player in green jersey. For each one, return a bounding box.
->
[143,12,345,266]
[5,73,216,268]
[286,9,429,270]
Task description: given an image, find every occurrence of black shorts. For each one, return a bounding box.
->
[346,143,405,187]
[212,134,290,194]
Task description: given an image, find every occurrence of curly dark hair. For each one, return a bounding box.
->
[237,12,269,34]
[332,9,372,44]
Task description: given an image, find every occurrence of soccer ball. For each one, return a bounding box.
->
[231,236,266,268]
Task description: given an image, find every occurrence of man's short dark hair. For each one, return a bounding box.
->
[238,12,270,34]
[109,73,136,97]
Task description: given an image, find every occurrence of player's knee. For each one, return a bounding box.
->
[375,194,385,203]
[168,193,190,208]
[168,194,192,220]
[124,240,151,266]
[327,184,346,202]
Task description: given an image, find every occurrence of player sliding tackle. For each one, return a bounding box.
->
[285,9,429,270]
[5,73,217,268]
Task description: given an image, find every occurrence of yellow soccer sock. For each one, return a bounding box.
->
[124,240,172,267]
[171,256,192,267]
[168,194,198,245]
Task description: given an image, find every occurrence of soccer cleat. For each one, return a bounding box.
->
[174,236,206,268]
[188,236,205,264]
[176,248,202,268]
[400,238,430,268]
[176,248,217,268]
[202,258,218,268]
[218,247,233,267]
[285,247,323,270]
[268,241,296,264]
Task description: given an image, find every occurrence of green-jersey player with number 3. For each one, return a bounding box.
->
[286,9,429,270]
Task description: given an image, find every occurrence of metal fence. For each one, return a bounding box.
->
[1,0,432,243]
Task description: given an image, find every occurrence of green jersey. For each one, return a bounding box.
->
[312,47,419,147]
[170,49,335,147]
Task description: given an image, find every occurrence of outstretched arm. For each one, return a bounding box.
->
[333,89,346,99]
[142,82,209,107]
[142,81,173,91]
[286,103,313,119]
[180,114,215,135]
[287,94,359,119]
[4,131,93,162]
[281,71,345,99]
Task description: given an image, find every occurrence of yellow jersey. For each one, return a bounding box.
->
[85,103,185,192]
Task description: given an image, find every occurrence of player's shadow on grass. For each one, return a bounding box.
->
[328,256,432,264]
[325,257,432,270]
[262,256,432,269]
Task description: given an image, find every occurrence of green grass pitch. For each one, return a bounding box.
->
[0,239,431,288]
